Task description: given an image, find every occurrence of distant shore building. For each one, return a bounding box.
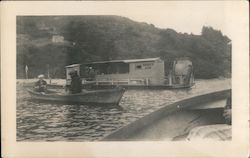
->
[52,35,64,43]
[37,23,50,31]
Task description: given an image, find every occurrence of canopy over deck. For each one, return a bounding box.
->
[65,64,81,68]
[85,57,161,65]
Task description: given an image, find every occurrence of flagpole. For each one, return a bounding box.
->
[47,64,51,84]
[25,65,28,79]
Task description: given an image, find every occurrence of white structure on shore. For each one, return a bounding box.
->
[52,35,64,43]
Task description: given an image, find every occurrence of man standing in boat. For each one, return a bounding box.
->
[69,70,82,94]
[34,74,47,93]
[88,67,96,81]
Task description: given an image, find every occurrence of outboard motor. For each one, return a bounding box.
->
[172,58,194,87]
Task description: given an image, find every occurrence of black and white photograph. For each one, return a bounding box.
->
[16,15,232,141]
[1,1,249,158]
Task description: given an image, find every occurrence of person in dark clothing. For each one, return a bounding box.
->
[34,74,47,93]
[69,71,82,94]
[87,67,96,81]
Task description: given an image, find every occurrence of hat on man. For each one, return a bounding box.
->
[69,70,77,76]
[38,74,45,79]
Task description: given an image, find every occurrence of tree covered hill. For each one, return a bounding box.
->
[17,16,231,79]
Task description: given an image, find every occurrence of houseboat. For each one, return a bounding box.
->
[65,57,195,89]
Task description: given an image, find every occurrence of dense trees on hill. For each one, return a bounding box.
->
[17,16,231,79]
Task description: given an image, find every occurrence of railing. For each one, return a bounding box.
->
[82,78,149,86]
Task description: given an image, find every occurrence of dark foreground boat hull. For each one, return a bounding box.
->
[103,89,231,140]
[28,87,125,105]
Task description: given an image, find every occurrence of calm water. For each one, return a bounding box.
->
[17,79,230,141]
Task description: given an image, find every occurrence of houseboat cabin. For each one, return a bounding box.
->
[85,58,165,86]
[65,57,194,88]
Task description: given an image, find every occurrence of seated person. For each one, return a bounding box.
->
[34,74,47,93]
[69,71,82,94]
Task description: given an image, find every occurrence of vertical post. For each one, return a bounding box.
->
[47,64,51,84]
[169,71,172,86]
[25,65,28,79]
[172,60,176,85]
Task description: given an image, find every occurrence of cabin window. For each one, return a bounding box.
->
[87,62,129,75]
[135,65,142,70]
[118,63,129,74]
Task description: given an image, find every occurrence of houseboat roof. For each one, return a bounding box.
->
[65,64,81,68]
[87,57,161,64]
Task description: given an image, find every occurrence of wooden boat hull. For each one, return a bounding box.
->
[28,87,125,105]
[103,89,231,140]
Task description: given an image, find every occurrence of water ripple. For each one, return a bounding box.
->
[17,79,230,141]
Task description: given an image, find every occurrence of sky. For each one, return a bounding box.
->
[69,1,246,39]
[119,2,229,35]
[4,1,248,39]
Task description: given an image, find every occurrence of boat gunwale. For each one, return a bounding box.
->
[27,87,125,105]
[102,88,231,140]
[27,87,125,97]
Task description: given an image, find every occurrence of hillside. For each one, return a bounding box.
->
[17,16,231,79]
